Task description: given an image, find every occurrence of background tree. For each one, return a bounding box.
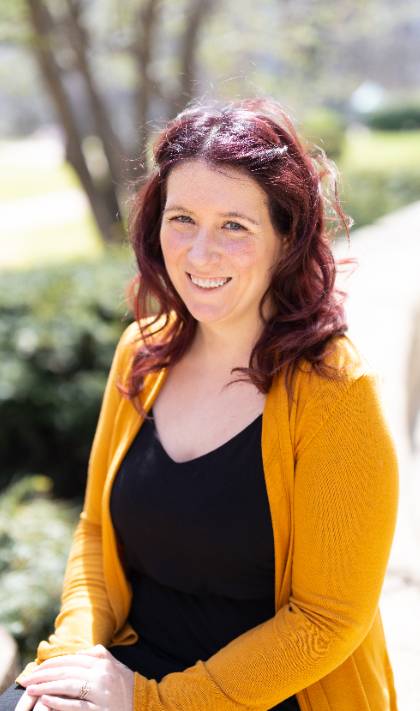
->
[3,0,218,244]
[0,0,419,244]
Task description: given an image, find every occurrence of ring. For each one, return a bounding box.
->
[78,680,90,700]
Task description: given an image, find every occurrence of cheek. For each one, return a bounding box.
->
[160,228,186,260]
[222,238,256,263]
[224,240,269,277]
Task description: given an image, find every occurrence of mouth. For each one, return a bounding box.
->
[186,272,232,290]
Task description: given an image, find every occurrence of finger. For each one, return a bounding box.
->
[14,689,37,711]
[21,667,89,686]
[40,696,95,711]
[27,680,85,699]
[26,656,95,673]
[34,701,51,711]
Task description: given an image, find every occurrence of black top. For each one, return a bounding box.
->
[109,408,300,711]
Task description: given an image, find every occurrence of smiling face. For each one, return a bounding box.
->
[159,159,284,333]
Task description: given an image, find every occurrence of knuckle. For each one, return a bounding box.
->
[103,660,113,673]
[103,669,114,685]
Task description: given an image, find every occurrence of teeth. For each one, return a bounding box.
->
[189,274,230,288]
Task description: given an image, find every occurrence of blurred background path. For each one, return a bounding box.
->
[334,203,420,710]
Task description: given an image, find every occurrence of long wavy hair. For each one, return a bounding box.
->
[122,97,354,413]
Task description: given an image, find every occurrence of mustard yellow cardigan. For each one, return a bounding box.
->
[16,319,400,711]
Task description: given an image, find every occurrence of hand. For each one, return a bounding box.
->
[17,645,135,711]
[14,689,51,711]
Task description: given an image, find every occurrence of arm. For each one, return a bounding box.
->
[132,372,399,710]
[16,322,138,683]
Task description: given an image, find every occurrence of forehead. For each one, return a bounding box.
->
[165,159,269,211]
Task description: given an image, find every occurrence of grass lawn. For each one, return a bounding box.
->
[340,128,420,172]
[337,128,420,229]
[0,136,105,269]
[0,158,80,201]
[0,138,80,200]
[1,213,104,269]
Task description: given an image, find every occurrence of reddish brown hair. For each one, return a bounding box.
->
[123,97,354,411]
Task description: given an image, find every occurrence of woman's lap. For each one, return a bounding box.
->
[0,646,150,710]
[0,683,25,711]
[0,676,300,711]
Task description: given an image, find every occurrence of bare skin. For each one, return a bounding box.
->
[152,346,267,463]
[16,646,134,711]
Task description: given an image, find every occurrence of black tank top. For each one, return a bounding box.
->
[109,408,300,711]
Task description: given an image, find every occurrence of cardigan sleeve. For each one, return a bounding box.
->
[15,322,138,685]
[132,372,399,711]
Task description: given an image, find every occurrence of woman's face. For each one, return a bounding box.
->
[159,159,284,331]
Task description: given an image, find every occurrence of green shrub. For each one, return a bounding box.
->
[301,107,347,159]
[0,476,79,666]
[0,249,134,498]
[336,129,420,228]
[364,101,420,131]
[340,166,420,229]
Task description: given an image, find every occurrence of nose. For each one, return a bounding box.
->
[188,226,219,267]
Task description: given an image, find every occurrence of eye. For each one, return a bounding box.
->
[170,214,194,224]
[223,221,247,232]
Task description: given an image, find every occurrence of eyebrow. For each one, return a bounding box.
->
[163,205,260,226]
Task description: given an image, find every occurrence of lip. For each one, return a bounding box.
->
[186,272,232,281]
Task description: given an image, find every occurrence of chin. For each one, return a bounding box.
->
[179,294,229,320]
[186,307,230,324]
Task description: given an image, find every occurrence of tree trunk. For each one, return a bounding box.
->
[24,0,218,239]
[26,0,124,244]
[131,0,163,175]
[171,0,217,115]
[63,0,129,186]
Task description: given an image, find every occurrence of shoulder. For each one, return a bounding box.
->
[110,313,175,386]
[296,332,374,398]
[290,334,380,456]
[114,313,175,358]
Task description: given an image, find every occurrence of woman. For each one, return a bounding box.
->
[2,98,399,711]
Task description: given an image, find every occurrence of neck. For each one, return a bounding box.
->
[190,316,264,372]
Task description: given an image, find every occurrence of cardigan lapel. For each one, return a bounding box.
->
[101,367,170,631]
[261,371,295,612]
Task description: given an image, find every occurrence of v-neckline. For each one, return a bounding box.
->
[150,408,263,466]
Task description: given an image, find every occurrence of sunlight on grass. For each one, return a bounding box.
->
[0,162,79,201]
[341,128,420,172]
[0,138,80,201]
[0,136,105,269]
[1,212,104,269]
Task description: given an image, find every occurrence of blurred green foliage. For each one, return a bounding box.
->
[341,167,420,228]
[339,129,420,228]
[302,107,346,159]
[0,475,79,666]
[364,101,420,131]
[0,249,134,498]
